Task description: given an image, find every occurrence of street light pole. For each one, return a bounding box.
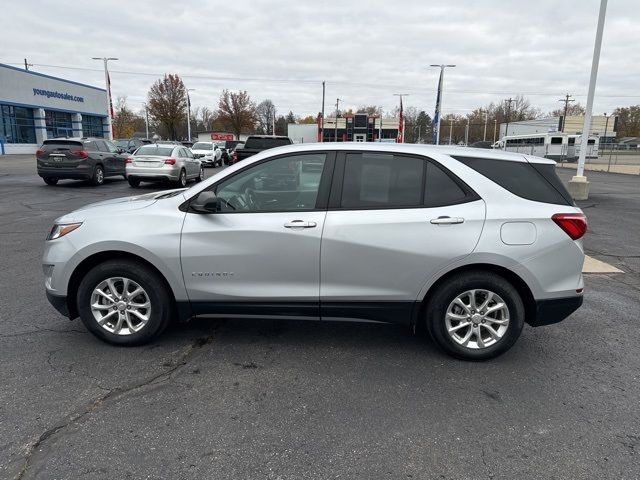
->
[570,0,608,200]
[465,120,469,146]
[143,103,149,139]
[186,88,195,142]
[429,64,456,145]
[483,110,488,141]
[493,119,497,143]
[91,57,118,140]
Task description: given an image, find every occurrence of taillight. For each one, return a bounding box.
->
[552,213,587,240]
[36,149,45,156]
[70,149,89,159]
[231,152,238,164]
[164,158,176,165]
[125,158,133,164]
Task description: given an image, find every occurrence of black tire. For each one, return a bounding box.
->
[76,259,173,346]
[176,169,187,188]
[91,164,105,186]
[128,177,141,188]
[425,271,524,361]
[43,177,59,186]
[195,166,204,183]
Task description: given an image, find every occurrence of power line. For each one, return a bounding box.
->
[4,61,640,98]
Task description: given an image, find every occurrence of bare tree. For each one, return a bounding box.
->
[550,103,586,117]
[147,74,187,140]
[113,96,144,139]
[356,105,382,115]
[256,99,277,134]
[217,90,256,138]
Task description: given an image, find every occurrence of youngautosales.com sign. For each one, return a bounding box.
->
[211,132,234,141]
[33,88,84,103]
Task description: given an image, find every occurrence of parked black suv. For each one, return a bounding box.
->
[114,138,146,154]
[36,138,129,186]
[233,135,292,163]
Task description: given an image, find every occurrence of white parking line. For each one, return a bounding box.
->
[583,255,624,273]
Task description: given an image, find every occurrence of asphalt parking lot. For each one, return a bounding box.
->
[1,155,639,479]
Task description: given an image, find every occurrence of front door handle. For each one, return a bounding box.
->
[430,216,465,225]
[284,220,317,229]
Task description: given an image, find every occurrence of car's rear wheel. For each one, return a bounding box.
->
[77,260,172,345]
[91,165,105,186]
[195,166,204,182]
[425,271,524,360]
[176,169,187,188]
[128,177,141,188]
[43,177,59,186]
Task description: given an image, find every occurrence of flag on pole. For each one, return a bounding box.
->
[397,96,404,143]
[433,67,444,144]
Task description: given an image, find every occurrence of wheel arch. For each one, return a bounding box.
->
[414,263,536,330]
[66,250,192,322]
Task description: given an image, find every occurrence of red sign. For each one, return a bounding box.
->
[210,133,235,141]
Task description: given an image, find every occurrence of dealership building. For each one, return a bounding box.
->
[0,63,110,154]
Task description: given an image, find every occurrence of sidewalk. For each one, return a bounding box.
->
[557,162,640,175]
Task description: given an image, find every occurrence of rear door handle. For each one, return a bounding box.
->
[284,220,317,229]
[430,216,465,225]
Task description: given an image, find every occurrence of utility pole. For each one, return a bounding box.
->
[91,57,118,140]
[430,64,456,144]
[558,93,575,131]
[334,98,341,142]
[465,120,469,146]
[24,58,32,71]
[449,119,453,145]
[393,93,409,143]
[143,103,149,139]
[186,88,195,141]
[320,81,325,142]
[378,107,383,142]
[570,0,607,200]
[493,119,497,143]
[504,97,515,138]
[483,110,488,141]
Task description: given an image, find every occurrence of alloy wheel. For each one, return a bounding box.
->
[90,277,151,335]
[444,289,510,349]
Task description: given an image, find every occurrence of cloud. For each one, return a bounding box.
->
[3,0,638,118]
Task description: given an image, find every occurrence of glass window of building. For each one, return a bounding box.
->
[45,110,73,139]
[0,104,36,144]
[82,115,104,138]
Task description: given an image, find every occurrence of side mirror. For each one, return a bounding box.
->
[190,191,219,213]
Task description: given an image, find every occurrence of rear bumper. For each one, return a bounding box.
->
[126,165,180,181]
[38,167,92,180]
[46,291,71,318]
[528,295,583,327]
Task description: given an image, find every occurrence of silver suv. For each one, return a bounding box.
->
[42,144,586,360]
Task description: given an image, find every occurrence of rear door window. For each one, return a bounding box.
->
[424,161,471,207]
[453,156,572,206]
[83,140,99,151]
[340,153,424,209]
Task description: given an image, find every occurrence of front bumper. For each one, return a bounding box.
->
[46,291,71,318]
[528,295,584,327]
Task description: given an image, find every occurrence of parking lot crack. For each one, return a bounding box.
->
[15,333,215,479]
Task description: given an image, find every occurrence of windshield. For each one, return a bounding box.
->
[192,143,212,150]
[115,140,129,147]
[135,145,174,156]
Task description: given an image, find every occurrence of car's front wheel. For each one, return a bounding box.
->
[426,271,524,360]
[77,260,173,345]
[195,166,204,182]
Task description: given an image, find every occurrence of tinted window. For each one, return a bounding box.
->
[83,140,99,151]
[244,137,292,149]
[96,140,109,152]
[550,137,563,145]
[341,153,424,208]
[424,162,469,207]
[104,140,118,153]
[215,153,326,212]
[42,140,83,151]
[192,142,212,150]
[453,156,571,206]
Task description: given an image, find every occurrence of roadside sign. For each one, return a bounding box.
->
[211,133,234,141]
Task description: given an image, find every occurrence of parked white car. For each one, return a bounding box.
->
[190,142,222,167]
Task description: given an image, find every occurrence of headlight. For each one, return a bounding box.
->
[47,223,82,240]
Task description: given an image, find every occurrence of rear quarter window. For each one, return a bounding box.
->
[453,156,572,206]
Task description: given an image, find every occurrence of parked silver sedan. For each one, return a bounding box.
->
[126,144,204,188]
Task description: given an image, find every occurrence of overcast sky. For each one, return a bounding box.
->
[3,0,639,119]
